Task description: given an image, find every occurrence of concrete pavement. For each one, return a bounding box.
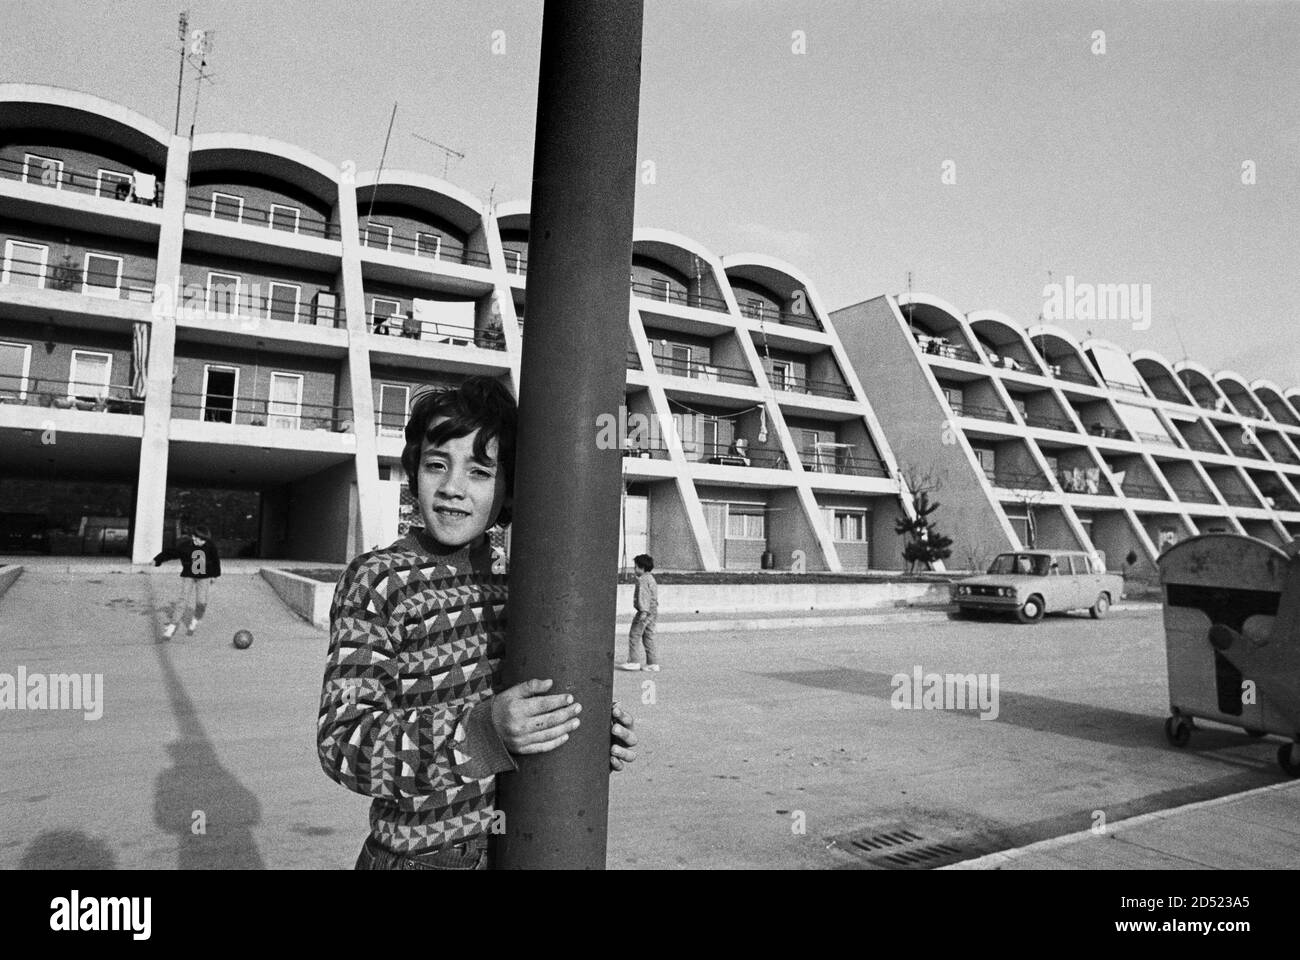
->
[0,564,1294,869]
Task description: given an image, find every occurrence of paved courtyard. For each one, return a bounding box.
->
[0,567,1293,869]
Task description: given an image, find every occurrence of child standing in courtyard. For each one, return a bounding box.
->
[153,524,221,639]
[317,376,637,870]
[617,554,659,672]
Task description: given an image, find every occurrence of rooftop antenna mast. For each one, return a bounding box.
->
[905,269,914,333]
[363,103,399,231]
[412,132,465,179]
[173,11,189,136]
[185,25,217,140]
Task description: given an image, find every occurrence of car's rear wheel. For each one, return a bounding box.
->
[1089,593,1110,619]
[1016,595,1044,624]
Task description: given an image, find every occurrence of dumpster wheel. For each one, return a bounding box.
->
[1278,743,1300,778]
[1164,715,1193,747]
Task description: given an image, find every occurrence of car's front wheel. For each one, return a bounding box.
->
[1089,593,1110,619]
[1016,595,1044,624]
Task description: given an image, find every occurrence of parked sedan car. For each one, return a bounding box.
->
[950,550,1124,623]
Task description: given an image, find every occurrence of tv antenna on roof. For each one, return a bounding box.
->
[412,133,465,179]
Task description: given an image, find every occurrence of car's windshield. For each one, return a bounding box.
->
[987,553,1051,576]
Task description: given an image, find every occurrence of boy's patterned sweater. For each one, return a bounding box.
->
[317,529,517,852]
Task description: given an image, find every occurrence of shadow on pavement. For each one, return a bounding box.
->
[761,666,1279,755]
[19,830,118,870]
[146,576,265,869]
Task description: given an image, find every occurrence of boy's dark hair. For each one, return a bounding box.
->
[193,525,213,540]
[401,376,517,528]
[634,554,654,572]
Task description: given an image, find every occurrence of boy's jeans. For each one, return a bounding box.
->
[354,834,489,870]
[628,612,657,665]
[171,578,211,624]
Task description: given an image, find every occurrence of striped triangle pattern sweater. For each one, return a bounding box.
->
[317,529,517,852]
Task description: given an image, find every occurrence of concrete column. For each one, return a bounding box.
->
[336,179,384,551]
[130,133,189,564]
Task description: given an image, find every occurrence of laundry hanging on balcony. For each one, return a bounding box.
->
[131,321,149,400]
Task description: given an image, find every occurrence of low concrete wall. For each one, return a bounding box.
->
[261,568,332,629]
[615,579,949,616]
[0,565,23,603]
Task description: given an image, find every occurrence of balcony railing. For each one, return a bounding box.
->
[1183,438,1223,453]
[1,258,156,302]
[0,373,144,414]
[369,312,506,351]
[1265,495,1300,512]
[0,156,165,205]
[180,283,347,327]
[653,356,754,385]
[799,452,890,477]
[953,402,1014,424]
[620,445,671,461]
[1023,412,1076,431]
[991,471,1054,491]
[626,349,641,370]
[1104,378,1146,395]
[738,301,820,330]
[1051,367,1097,386]
[768,373,854,401]
[630,281,729,313]
[1134,431,1176,446]
[1085,423,1133,442]
[187,197,339,239]
[690,441,785,468]
[916,336,981,364]
[171,391,353,432]
[1121,480,1168,500]
[1172,487,1216,504]
[1221,490,1262,508]
[357,228,493,267]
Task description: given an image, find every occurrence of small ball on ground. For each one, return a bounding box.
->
[232,629,254,650]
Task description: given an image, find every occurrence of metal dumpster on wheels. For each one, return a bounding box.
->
[1158,533,1300,776]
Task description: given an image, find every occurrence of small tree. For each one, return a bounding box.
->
[895,465,953,572]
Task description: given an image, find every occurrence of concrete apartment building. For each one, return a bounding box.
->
[0,84,913,570]
[834,293,1300,574]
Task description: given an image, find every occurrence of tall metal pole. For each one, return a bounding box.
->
[493,0,644,870]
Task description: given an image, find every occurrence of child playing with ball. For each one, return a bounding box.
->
[317,376,637,870]
[153,523,221,639]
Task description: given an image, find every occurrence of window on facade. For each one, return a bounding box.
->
[202,366,238,423]
[941,386,964,413]
[371,297,403,334]
[770,360,793,391]
[2,240,49,287]
[267,282,301,323]
[699,416,720,454]
[378,384,410,437]
[835,510,870,542]
[725,507,766,540]
[206,272,242,318]
[744,298,765,320]
[363,222,393,251]
[96,169,132,200]
[22,153,63,188]
[69,351,112,401]
[269,204,301,234]
[210,192,244,223]
[416,232,442,259]
[504,249,523,274]
[268,372,304,430]
[82,253,123,299]
[0,341,32,400]
[972,446,996,478]
[651,277,671,302]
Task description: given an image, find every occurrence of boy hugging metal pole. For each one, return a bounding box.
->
[492,0,645,870]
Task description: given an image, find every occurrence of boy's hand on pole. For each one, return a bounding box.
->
[491,678,582,755]
[610,701,637,771]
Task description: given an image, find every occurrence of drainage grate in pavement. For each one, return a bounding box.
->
[831,825,979,870]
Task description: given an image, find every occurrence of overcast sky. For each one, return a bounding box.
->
[4,0,1297,387]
